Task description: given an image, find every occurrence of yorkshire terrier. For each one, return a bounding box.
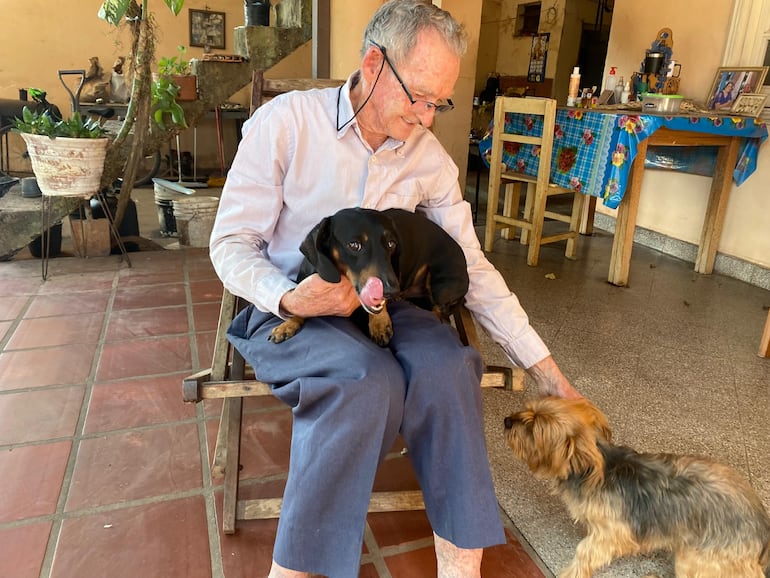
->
[503,397,770,578]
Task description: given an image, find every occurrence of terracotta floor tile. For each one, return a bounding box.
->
[205,407,292,483]
[195,331,216,369]
[104,306,189,341]
[52,497,211,578]
[96,335,192,381]
[0,441,71,523]
[215,485,281,578]
[0,295,31,321]
[116,270,186,288]
[193,302,222,333]
[0,388,84,444]
[36,272,116,294]
[85,373,197,433]
[5,312,104,349]
[481,529,546,578]
[384,544,437,577]
[0,278,41,297]
[24,291,111,318]
[367,510,433,549]
[190,278,223,303]
[0,344,97,391]
[0,521,53,578]
[65,423,202,511]
[112,283,187,310]
[0,320,12,341]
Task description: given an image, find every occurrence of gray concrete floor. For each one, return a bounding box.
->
[468,170,770,577]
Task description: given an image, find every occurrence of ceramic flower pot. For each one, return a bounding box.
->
[20,133,108,198]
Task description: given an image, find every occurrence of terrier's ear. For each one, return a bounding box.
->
[300,217,341,283]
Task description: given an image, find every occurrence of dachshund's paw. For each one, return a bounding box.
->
[368,309,393,347]
[269,317,304,343]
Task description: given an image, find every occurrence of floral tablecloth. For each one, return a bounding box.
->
[478,109,768,209]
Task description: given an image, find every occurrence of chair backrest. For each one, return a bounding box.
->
[487,96,557,194]
[249,70,344,114]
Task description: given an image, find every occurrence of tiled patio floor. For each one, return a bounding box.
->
[0,249,546,578]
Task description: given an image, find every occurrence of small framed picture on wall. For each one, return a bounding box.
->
[189,9,226,49]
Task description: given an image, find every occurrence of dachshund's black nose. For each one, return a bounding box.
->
[503,416,514,429]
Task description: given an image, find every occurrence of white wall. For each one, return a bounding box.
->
[600,0,770,268]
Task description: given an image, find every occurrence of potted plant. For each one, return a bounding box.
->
[14,106,109,198]
[152,46,193,130]
[14,106,112,257]
[157,45,197,102]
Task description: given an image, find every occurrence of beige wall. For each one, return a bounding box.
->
[329,0,482,191]
[600,0,770,268]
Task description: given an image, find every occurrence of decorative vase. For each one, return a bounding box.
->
[20,133,108,198]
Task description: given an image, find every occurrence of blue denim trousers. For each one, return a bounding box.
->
[227,300,505,577]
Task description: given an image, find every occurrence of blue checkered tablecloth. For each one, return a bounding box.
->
[478,109,768,209]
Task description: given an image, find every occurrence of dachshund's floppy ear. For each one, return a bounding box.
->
[300,217,341,283]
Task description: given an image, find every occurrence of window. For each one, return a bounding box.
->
[515,2,542,37]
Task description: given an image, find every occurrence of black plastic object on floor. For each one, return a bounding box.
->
[29,222,63,259]
[70,194,141,253]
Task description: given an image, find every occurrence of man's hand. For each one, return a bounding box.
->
[526,355,583,400]
[280,274,360,318]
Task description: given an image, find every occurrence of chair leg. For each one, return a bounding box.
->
[221,396,243,535]
[565,192,586,260]
[520,182,535,245]
[526,186,548,266]
[484,172,500,252]
[500,182,520,240]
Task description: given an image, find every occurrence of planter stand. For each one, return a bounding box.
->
[41,189,132,280]
[20,133,132,280]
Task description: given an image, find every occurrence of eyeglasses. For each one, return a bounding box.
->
[372,42,454,114]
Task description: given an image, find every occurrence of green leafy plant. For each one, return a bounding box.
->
[13,107,108,139]
[151,73,188,130]
[158,45,190,76]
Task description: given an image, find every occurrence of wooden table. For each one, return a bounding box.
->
[609,127,741,286]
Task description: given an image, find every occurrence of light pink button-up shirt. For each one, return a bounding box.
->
[209,74,550,369]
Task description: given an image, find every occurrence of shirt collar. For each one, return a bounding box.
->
[336,70,410,153]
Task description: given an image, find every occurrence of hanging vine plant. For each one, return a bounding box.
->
[98,0,185,227]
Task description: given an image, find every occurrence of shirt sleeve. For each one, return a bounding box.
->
[209,103,297,318]
[418,149,551,369]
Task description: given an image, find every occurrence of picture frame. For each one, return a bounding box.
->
[730,92,769,117]
[189,9,226,49]
[705,66,768,112]
[527,33,549,83]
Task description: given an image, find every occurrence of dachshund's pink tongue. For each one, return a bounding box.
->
[359,277,384,309]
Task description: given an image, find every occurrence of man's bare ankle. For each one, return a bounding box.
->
[267,560,311,578]
[434,532,482,578]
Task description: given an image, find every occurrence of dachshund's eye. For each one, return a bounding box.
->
[347,241,362,252]
[386,239,396,251]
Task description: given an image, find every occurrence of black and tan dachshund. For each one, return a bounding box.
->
[269,207,469,346]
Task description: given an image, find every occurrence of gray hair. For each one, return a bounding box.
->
[361,0,468,64]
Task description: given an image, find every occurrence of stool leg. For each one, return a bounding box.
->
[221,397,243,534]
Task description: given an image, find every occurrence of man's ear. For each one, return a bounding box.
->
[300,217,341,283]
[361,45,384,83]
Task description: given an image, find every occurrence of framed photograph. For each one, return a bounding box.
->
[189,9,226,49]
[705,66,768,111]
[731,92,769,117]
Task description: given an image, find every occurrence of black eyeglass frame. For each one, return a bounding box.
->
[371,42,455,114]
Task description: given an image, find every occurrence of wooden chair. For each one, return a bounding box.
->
[483,96,586,266]
[182,74,520,534]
